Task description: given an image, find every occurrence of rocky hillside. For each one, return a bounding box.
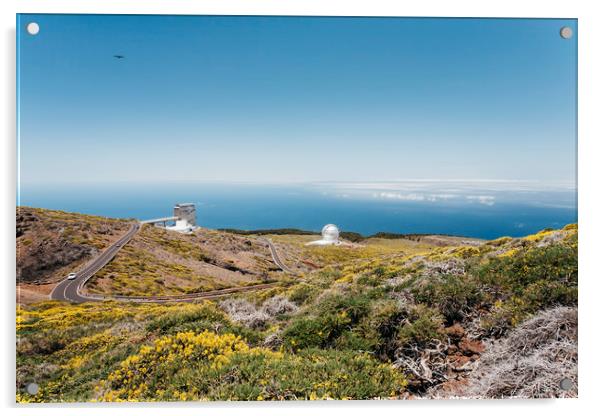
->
[16,207,130,284]
[85,224,284,296]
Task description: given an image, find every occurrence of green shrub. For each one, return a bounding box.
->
[354,300,405,357]
[282,291,372,351]
[315,291,372,323]
[396,305,444,348]
[482,281,578,333]
[477,244,577,294]
[287,283,319,305]
[412,274,482,323]
[356,273,383,287]
[339,231,365,242]
[334,331,376,351]
[477,243,577,332]
[522,280,577,307]
[282,314,349,351]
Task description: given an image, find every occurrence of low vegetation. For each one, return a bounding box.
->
[267,233,443,269]
[16,210,578,401]
[17,301,405,402]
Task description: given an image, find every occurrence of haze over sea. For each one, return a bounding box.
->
[18,181,576,240]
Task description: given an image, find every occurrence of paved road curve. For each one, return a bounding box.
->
[50,224,286,303]
[50,223,141,302]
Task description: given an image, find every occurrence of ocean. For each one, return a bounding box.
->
[17,181,577,240]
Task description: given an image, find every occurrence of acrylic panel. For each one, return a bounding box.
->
[16,14,577,402]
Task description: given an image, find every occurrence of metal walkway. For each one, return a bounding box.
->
[140,216,179,225]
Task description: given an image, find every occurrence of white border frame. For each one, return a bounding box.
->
[3,1,600,415]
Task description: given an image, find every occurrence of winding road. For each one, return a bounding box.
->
[258,237,296,275]
[50,224,292,303]
[50,223,141,302]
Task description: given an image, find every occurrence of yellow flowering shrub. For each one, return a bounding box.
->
[99,331,407,401]
[497,248,518,258]
[523,229,557,243]
[17,302,133,332]
[449,245,482,259]
[99,331,248,401]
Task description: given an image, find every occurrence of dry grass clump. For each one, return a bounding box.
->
[262,295,299,316]
[394,339,450,388]
[263,332,283,348]
[536,231,565,248]
[420,257,466,278]
[465,306,577,398]
[220,296,299,329]
[219,298,270,329]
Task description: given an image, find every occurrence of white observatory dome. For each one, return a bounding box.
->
[306,224,342,246]
[321,224,340,242]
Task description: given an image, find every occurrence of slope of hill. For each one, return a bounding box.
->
[17,207,131,284]
[16,207,132,303]
[16,211,577,401]
[17,209,295,300]
[17,208,462,300]
[84,225,283,296]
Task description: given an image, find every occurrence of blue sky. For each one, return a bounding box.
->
[17,15,577,186]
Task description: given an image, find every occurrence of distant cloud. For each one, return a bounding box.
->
[373,192,457,202]
[318,180,575,193]
[313,180,575,209]
[371,191,496,206]
[375,192,425,201]
[466,195,496,206]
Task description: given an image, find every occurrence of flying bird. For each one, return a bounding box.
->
[113,55,125,59]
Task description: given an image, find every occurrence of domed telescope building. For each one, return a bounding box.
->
[306,224,341,246]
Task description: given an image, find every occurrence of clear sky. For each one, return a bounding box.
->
[17,15,577,186]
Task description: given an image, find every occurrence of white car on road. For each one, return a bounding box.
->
[67,273,77,280]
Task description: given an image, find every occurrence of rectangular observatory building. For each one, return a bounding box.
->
[174,203,196,226]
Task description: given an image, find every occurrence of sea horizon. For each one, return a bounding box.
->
[17,180,577,240]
